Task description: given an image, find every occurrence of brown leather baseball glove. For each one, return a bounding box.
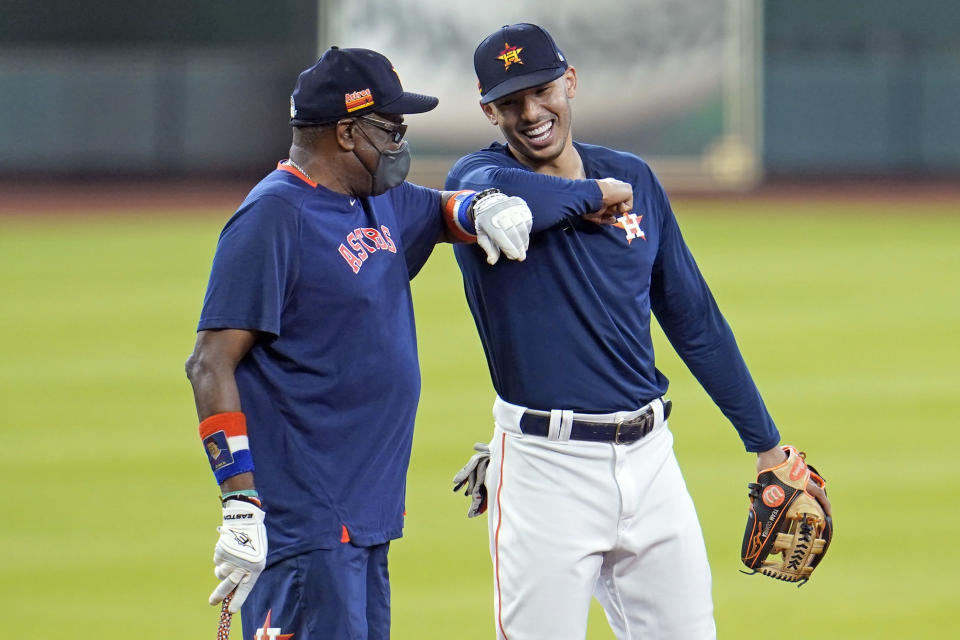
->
[741,446,833,584]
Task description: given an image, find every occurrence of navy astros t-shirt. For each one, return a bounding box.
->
[199,164,442,562]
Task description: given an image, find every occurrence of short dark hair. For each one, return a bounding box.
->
[291,124,333,147]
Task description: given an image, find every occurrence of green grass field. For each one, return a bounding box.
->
[1,196,957,638]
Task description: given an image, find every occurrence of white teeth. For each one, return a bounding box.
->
[523,121,553,141]
[526,122,551,136]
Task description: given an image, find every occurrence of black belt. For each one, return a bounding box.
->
[518,399,672,445]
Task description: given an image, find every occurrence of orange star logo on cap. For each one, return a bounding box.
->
[497,43,523,70]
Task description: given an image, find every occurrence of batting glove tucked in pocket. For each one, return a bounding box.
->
[452,442,491,518]
[209,499,267,613]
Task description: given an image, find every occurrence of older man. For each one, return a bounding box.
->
[185,46,536,639]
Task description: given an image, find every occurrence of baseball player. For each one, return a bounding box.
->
[185,47,538,640]
[447,24,831,639]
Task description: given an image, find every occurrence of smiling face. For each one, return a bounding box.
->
[481,68,578,173]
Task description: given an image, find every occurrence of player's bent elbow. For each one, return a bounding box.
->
[184,350,202,384]
[185,347,219,387]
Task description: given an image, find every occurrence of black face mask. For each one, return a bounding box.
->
[354,125,410,195]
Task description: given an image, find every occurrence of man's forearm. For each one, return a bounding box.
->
[188,364,244,420]
[186,329,259,492]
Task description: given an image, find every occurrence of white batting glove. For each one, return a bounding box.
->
[452,442,491,518]
[472,191,533,265]
[209,499,267,614]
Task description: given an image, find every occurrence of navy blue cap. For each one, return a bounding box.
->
[474,23,568,105]
[290,47,439,125]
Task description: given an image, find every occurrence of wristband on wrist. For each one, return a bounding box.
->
[443,190,479,241]
[222,489,260,500]
[221,490,262,508]
[199,411,255,485]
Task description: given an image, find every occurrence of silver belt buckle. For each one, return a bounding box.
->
[614,409,653,445]
[614,418,626,445]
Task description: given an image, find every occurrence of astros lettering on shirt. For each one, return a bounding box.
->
[198,163,444,562]
[446,142,779,453]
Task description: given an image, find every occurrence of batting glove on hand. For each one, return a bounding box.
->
[452,442,491,518]
[472,190,533,265]
[209,499,267,614]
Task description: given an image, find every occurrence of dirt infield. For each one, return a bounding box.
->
[1,176,957,217]
[699,176,960,205]
[0,178,250,217]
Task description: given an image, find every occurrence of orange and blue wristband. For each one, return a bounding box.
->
[443,190,479,242]
[199,412,255,485]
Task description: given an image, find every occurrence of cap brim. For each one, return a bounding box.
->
[378,91,439,115]
[480,66,566,104]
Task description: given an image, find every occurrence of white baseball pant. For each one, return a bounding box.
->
[486,396,716,640]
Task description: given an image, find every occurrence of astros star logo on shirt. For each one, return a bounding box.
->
[613,212,646,244]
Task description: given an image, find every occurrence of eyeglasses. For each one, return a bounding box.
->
[357,115,407,144]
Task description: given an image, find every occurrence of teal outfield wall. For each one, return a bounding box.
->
[0,47,310,176]
[763,0,960,174]
[0,1,958,178]
[0,0,317,178]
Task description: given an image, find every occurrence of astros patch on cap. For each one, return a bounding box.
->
[474,23,568,104]
[290,46,439,126]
